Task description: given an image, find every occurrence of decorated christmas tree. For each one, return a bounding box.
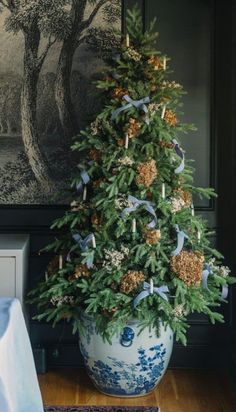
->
[29,6,235,345]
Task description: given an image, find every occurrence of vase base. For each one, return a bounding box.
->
[94,385,155,398]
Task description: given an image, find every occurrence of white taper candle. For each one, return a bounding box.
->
[161,183,166,199]
[163,56,167,70]
[126,33,130,47]
[83,185,87,201]
[150,278,154,294]
[92,234,96,248]
[161,105,166,119]
[191,204,195,216]
[132,218,136,233]
[59,255,63,270]
[125,134,129,149]
[197,230,201,242]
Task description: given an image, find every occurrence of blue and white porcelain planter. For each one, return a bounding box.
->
[79,316,173,397]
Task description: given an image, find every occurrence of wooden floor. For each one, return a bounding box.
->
[39,368,236,412]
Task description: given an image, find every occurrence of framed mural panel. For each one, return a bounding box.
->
[0,0,122,205]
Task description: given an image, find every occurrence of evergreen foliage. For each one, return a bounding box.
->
[29,6,235,345]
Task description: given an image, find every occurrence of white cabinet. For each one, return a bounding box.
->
[0,235,29,313]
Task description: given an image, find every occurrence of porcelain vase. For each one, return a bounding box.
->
[79,316,173,397]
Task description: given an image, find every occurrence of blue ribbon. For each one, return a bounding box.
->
[171,225,189,256]
[202,264,228,299]
[122,195,157,229]
[67,233,95,268]
[111,95,150,121]
[76,161,93,193]
[133,280,169,308]
[172,139,185,174]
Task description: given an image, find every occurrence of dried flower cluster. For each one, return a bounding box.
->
[91,212,101,226]
[89,148,101,162]
[117,156,134,167]
[136,159,158,187]
[162,80,182,90]
[171,250,205,287]
[112,87,128,100]
[103,245,129,272]
[115,194,133,210]
[159,140,175,149]
[70,264,90,280]
[47,256,61,275]
[208,258,231,278]
[147,56,164,70]
[116,138,125,146]
[164,109,178,126]
[120,270,145,294]
[172,304,186,318]
[126,117,141,138]
[170,189,192,213]
[124,47,142,62]
[93,178,106,188]
[143,229,161,245]
[90,118,101,136]
[51,295,74,307]
[148,102,161,117]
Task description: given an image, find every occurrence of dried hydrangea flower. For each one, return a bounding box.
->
[143,229,161,245]
[117,156,134,167]
[120,270,145,294]
[171,250,204,287]
[136,159,158,187]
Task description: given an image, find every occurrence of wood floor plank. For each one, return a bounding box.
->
[38,368,236,412]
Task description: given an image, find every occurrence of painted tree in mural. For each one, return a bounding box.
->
[0,0,70,187]
[55,0,120,144]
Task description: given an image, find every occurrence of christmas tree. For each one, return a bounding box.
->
[29,6,235,345]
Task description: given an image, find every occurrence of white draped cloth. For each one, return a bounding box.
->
[0,297,44,412]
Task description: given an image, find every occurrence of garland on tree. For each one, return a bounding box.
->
[29,6,235,345]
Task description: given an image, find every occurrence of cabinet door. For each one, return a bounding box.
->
[0,257,16,297]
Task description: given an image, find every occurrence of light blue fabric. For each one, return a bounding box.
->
[0,298,44,412]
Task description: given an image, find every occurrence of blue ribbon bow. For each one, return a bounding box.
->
[67,233,95,268]
[172,139,185,174]
[76,161,93,194]
[171,225,189,256]
[122,195,157,228]
[202,264,228,299]
[133,280,169,308]
[111,95,150,121]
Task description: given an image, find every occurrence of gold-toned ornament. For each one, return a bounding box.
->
[147,56,163,70]
[125,117,141,139]
[143,229,161,245]
[136,159,158,187]
[120,270,145,294]
[164,109,178,126]
[112,87,128,100]
[170,250,204,287]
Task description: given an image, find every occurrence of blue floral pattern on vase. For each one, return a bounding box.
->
[80,342,166,396]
